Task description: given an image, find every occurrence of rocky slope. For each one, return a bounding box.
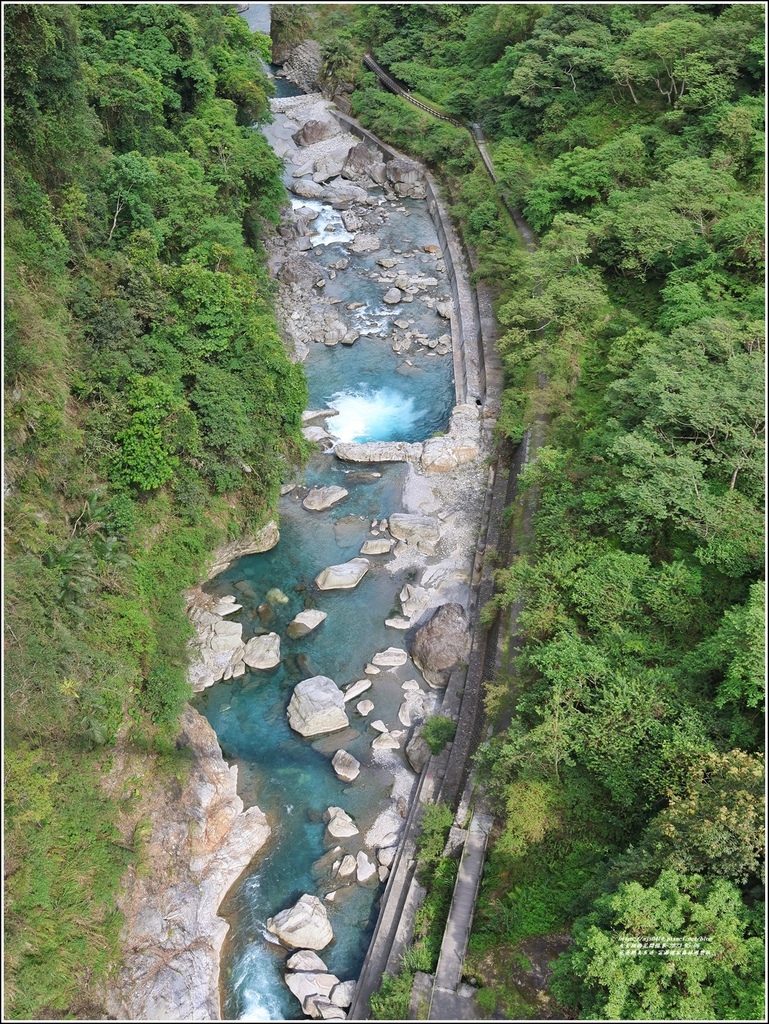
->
[105,708,270,1021]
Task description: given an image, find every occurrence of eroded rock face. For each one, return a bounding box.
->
[267,894,334,950]
[411,603,470,688]
[207,521,279,578]
[288,676,349,737]
[105,707,270,1022]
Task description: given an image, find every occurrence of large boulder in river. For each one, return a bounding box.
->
[386,156,423,186]
[288,676,349,737]
[266,894,334,950]
[278,254,326,291]
[315,558,369,591]
[287,609,327,639]
[411,603,470,688]
[303,486,349,511]
[331,749,361,782]
[343,142,378,180]
[243,632,281,670]
[293,119,336,147]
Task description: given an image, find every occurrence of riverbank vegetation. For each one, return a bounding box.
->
[302,3,765,1017]
[4,5,305,1016]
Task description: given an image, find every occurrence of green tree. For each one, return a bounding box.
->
[552,870,765,1020]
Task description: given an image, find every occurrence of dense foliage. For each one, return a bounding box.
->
[310,3,765,1018]
[4,5,305,1017]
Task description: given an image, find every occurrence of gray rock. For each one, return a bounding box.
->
[356,699,374,716]
[288,676,349,737]
[356,851,377,883]
[279,253,326,290]
[383,287,402,305]
[243,632,281,669]
[290,178,326,200]
[267,894,334,951]
[360,538,393,556]
[406,727,432,773]
[287,610,328,639]
[343,678,371,702]
[285,971,340,1015]
[386,156,423,186]
[377,846,397,867]
[411,603,470,688]
[340,210,363,232]
[331,980,356,1008]
[287,950,328,972]
[372,647,408,667]
[388,513,441,554]
[349,233,382,254]
[342,142,378,180]
[326,808,359,839]
[293,119,336,146]
[337,854,357,878]
[372,732,400,750]
[303,486,349,511]
[331,749,361,782]
[315,558,370,591]
[385,616,411,630]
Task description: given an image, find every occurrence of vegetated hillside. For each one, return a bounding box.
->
[3,5,306,1018]
[308,4,765,1018]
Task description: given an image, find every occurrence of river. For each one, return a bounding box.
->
[193,11,467,1019]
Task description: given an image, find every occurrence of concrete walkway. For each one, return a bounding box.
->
[429,811,494,1019]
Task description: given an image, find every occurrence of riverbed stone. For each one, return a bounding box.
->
[303,485,349,511]
[356,851,377,883]
[287,950,328,972]
[383,287,402,304]
[400,584,432,620]
[372,647,408,667]
[315,558,370,591]
[337,854,357,878]
[287,610,328,639]
[411,603,470,688]
[266,894,334,951]
[388,513,441,554]
[372,732,400,751]
[326,807,359,839]
[243,632,281,670]
[288,676,349,737]
[343,679,371,702]
[331,750,361,783]
[370,720,388,733]
[285,971,341,1014]
[406,727,432,773]
[293,119,336,146]
[360,538,393,556]
[349,233,381,254]
[331,981,356,1008]
[279,253,326,290]
[356,699,374,716]
[385,616,411,630]
[377,846,397,868]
